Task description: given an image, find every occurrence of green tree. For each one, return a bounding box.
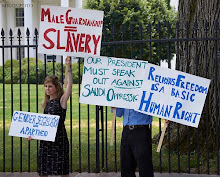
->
[164,0,220,154]
[84,0,177,64]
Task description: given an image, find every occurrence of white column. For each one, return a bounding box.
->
[73,0,82,63]
[0,3,4,33]
[75,0,82,9]
[61,0,69,7]
[24,0,34,58]
[61,0,69,63]
[0,2,6,66]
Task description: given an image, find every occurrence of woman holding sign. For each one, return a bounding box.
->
[28,57,72,177]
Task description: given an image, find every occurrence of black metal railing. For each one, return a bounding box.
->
[0,20,219,175]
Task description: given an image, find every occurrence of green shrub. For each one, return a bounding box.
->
[0,66,2,82]
[72,62,83,84]
[2,58,84,84]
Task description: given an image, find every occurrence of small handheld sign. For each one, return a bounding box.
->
[8,111,60,142]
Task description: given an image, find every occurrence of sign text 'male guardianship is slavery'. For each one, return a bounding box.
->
[38,5,104,57]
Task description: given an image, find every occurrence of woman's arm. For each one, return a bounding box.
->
[60,56,73,109]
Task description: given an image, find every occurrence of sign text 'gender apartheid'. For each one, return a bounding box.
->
[8,111,60,142]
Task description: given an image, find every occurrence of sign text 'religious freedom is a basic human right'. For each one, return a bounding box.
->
[137,64,210,128]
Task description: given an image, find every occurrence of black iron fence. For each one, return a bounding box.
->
[0,20,219,174]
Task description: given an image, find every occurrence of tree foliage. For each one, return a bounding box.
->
[158,0,220,154]
[84,0,177,64]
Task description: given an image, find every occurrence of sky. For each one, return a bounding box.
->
[160,0,179,69]
[170,0,179,11]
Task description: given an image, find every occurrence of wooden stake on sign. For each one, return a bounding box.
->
[110,108,116,146]
[64,56,71,88]
[157,121,169,152]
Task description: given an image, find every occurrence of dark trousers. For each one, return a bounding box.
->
[120,125,154,177]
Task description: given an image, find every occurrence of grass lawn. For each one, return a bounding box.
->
[0,84,218,174]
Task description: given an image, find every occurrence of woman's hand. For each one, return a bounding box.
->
[65,56,71,66]
[27,136,33,141]
[61,56,73,109]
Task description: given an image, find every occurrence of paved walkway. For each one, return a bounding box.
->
[0,173,219,177]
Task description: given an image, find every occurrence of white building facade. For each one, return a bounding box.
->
[0,0,82,65]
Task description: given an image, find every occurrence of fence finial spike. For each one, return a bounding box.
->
[204,20,208,30]
[176,21,179,29]
[214,20,219,30]
[34,28,38,35]
[166,21,171,32]
[9,28,13,36]
[26,28,30,36]
[1,28,5,36]
[139,23,142,31]
[194,20,198,30]
[17,28,21,36]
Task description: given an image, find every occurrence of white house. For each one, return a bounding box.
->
[0,0,82,65]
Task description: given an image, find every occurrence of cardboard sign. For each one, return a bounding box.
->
[80,56,210,128]
[136,64,210,128]
[38,5,104,57]
[79,56,149,108]
[8,111,60,142]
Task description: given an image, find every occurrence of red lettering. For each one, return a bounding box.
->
[72,33,80,52]
[41,8,51,22]
[43,28,56,49]
[60,15,64,24]
[57,30,65,49]
[56,16,59,23]
[85,34,91,53]
[79,18,82,25]
[92,35,101,55]
[66,32,74,52]
[73,18,78,24]
[51,15,56,23]
[66,10,72,24]
[78,33,85,52]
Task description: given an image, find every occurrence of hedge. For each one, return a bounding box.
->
[0,58,83,84]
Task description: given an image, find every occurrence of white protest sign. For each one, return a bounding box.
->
[8,111,60,142]
[38,5,104,57]
[136,64,210,128]
[79,56,148,108]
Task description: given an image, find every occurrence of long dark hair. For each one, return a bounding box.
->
[41,75,64,109]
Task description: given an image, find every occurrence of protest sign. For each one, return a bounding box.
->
[80,56,210,128]
[8,111,60,142]
[38,5,104,57]
[79,56,149,108]
[137,64,210,128]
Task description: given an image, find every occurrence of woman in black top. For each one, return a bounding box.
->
[28,57,72,177]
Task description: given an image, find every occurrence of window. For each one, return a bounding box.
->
[16,8,24,27]
[17,47,25,60]
[47,55,56,62]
